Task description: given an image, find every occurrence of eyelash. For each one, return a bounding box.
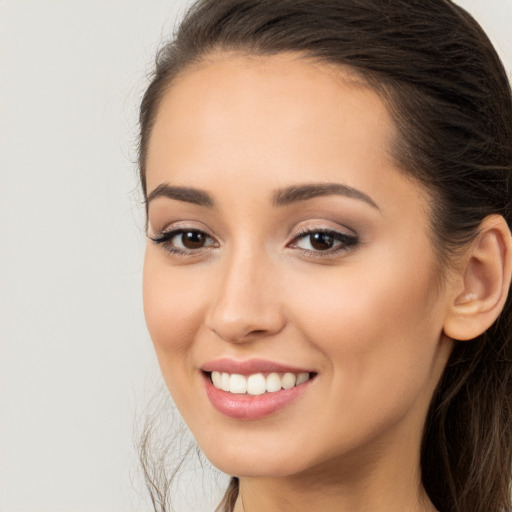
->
[149,226,359,258]
[149,228,218,257]
[288,226,359,258]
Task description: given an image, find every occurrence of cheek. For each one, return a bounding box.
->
[280,259,444,453]
[142,249,207,365]
[286,245,443,396]
[143,251,217,438]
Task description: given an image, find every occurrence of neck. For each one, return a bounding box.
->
[234,471,436,512]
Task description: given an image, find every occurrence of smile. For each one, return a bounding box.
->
[201,360,316,420]
[210,371,311,395]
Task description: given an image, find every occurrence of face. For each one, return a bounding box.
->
[143,53,453,479]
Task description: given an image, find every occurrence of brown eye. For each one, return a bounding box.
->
[309,232,335,251]
[290,229,359,255]
[180,231,207,249]
[149,228,217,255]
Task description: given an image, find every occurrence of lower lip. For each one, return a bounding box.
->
[203,373,311,420]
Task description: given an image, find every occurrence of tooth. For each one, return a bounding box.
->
[266,372,281,392]
[247,373,266,395]
[229,374,247,394]
[211,371,222,388]
[281,372,296,389]
[221,372,231,392]
[296,372,310,385]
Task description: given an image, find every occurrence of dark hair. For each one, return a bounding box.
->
[138,1,512,511]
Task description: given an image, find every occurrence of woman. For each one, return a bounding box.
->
[138,1,512,511]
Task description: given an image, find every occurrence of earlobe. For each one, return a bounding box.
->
[443,215,512,341]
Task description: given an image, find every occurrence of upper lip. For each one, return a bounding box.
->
[201,358,313,375]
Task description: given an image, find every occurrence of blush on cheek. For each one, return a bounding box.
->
[288,249,440,374]
[143,259,204,356]
[144,292,200,355]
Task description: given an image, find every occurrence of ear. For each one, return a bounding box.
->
[443,215,512,341]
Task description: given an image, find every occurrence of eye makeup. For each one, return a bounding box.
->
[287,226,359,258]
[149,227,218,257]
[148,223,359,260]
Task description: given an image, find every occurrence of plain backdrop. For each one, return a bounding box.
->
[1,1,511,511]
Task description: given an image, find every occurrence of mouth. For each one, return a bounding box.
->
[200,360,317,420]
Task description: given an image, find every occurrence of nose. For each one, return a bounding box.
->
[205,248,286,343]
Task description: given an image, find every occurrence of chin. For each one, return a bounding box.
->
[208,457,302,479]
[200,439,310,478]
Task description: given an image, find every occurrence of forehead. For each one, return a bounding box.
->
[146,53,398,187]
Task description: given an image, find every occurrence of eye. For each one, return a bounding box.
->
[172,230,211,249]
[290,228,358,255]
[149,228,218,255]
[298,232,338,251]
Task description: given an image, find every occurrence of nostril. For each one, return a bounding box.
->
[247,329,267,336]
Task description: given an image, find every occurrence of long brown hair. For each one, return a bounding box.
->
[138,1,512,511]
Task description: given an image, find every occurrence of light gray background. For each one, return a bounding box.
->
[1,1,511,511]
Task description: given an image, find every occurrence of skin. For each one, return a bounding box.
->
[142,53,458,512]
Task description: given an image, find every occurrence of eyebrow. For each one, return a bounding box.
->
[271,183,379,209]
[146,181,379,210]
[146,184,214,208]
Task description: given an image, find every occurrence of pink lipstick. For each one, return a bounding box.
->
[201,358,315,420]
